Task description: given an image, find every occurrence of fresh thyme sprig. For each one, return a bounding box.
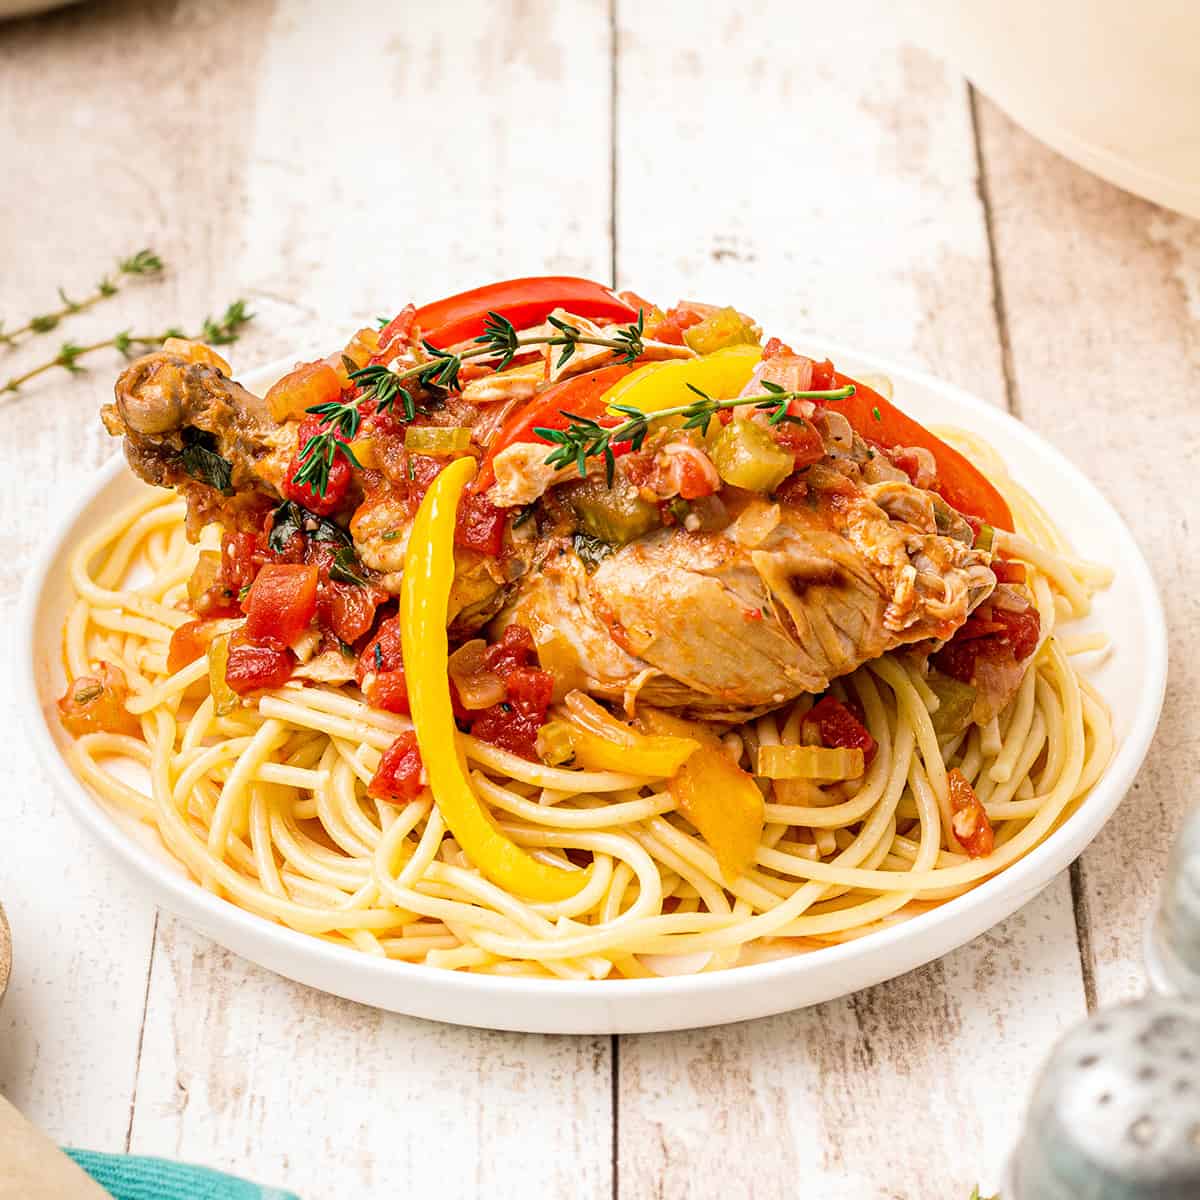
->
[0,249,163,348]
[296,308,648,495]
[2,300,253,394]
[537,379,856,485]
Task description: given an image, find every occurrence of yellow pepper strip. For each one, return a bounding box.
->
[401,456,589,902]
[207,633,237,716]
[639,708,764,882]
[600,343,762,418]
[538,718,699,777]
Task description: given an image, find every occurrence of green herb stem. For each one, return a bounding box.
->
[537,381,856,483]
[2,300,253,394]
[0,249,163,348]
[296,308,647,496]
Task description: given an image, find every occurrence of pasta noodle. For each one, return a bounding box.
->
[59,433,1113,979]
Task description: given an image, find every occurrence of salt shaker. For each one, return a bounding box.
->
[1147,805,1200,997]
[1006,806,1200,1198]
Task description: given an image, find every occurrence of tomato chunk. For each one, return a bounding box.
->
[167,619,226,673]
[454,491,507,557]
[464,626,554,759]
[57,662,140,737]
[646,302,706,346]
[805,695,878,766]
[244,563,319,645]
[357,615,410,714]
[368,732,425,801]
[224,630,293,694]
[947,768,994,858]
[934,603,1041,684]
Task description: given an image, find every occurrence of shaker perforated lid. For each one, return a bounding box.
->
[1009,997,1200,1199]
[1149,806,1200,996]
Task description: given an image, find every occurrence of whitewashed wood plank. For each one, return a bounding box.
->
[613,6,1088,1197]
[122,1,615,1194]
[614,0,1008,406]
[975,96,1200,1004]
[130,923,611,1199]
[0,0,280,1145]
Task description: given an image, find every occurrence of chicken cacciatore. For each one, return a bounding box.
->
[99,277,1038,743]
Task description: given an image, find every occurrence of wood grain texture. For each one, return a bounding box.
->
[129,923,611,1199]
[975,96,1200,1004]
[0,0,279,1144]
[612,5,1088,1197]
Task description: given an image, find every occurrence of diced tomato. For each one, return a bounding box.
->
[468,700,546,759]
[947,768,994,858]
[774,414,825,468]
[244,563,319,645]
[675,452,719,500]
[991,560,1027,585]
[224,629,293,694]
[319,578,385,645]
[281,451,351,516]
[504,665,554,709]
[646,302,706,346]
[167,619,225,673]
[934,603,1041,684]
[221,531,260,594]
[481,624,535,677]
[463,626,554,759]
[57,662,140,737]
[762,336,795,360]
[455,491,507,557]
[368,731,425,801]
[806,695,878,766]
[357,615,410,714]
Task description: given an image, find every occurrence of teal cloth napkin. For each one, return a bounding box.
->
[64,1149,300,1200]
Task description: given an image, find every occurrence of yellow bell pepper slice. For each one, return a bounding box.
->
[601,343,762,418]
[347,436,379,470]
[639,708,764,882]
[401,456,588,902]
[537,718,699,777]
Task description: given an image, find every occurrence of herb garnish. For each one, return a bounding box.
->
[267,500,352,553]
[0,249,163,348]
[540,379,856,485]
[294,308,647,496]
[329,545,369,588]
[3,300,253,394]
[179,428,233,493]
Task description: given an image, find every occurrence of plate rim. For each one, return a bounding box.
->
[17,345,1168,1024]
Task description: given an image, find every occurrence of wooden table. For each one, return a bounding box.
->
[1,3,1196,1196]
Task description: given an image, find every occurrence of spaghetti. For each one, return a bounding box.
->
[60,429,1113,979]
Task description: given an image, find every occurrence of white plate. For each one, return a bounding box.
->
[18,348,1166,1034]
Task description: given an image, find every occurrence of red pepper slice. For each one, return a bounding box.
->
[810,364,1014,532]
[474,362,636,491]
[414,277,637,349]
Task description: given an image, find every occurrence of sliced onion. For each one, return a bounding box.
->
[447,639,506,709]
[729,501,781,548]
